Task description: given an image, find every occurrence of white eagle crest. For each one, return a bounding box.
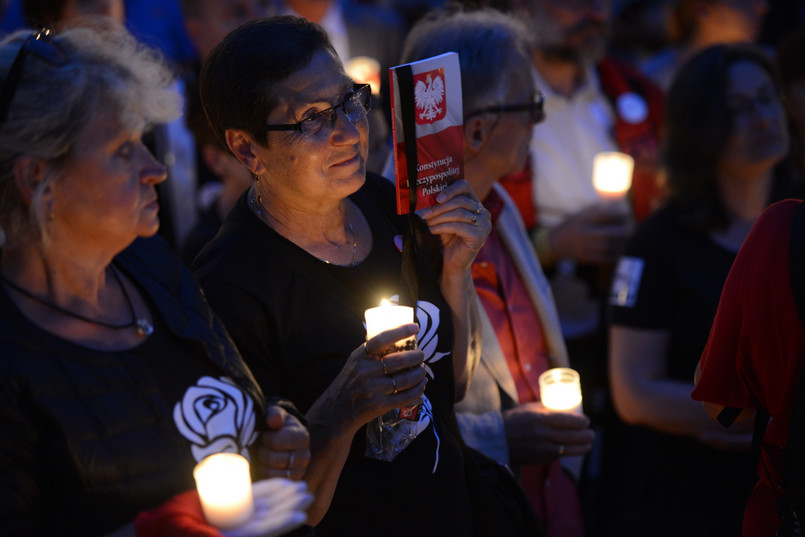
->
[414,73,445,122]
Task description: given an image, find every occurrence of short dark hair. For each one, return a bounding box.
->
[199,15,336,148]
[663,43,795,231]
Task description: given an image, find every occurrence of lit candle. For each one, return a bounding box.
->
[345,56,382,96]
[592,151,634,202]
[365,299,415,351]
[193,453,254,530]
[539,368,583,414]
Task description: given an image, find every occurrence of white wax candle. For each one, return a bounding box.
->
[193,453,254,530]
[592,151,634,201]
[539,367,583,414]
[364,299,414,341]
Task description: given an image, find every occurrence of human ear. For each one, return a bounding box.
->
[225,129,266,176]
[12,155,50,205]
[463,115,493,157]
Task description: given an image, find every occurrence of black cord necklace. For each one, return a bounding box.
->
[0,266,154,336]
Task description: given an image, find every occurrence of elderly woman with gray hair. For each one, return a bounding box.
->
[0,22,311,537]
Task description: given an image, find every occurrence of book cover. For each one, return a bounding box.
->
[389,52,464,215]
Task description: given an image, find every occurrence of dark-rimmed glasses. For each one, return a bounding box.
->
[0,29,69,126]
[264,84,372,137]
[465,90,545,125]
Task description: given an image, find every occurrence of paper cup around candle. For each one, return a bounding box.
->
[193,453,254,530]
[592,151,634,201]
[539,367,583,414]
[365,299,416,353]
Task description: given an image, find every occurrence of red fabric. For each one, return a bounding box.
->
[134,490,223,537]
[692,199,805,536]
[499,160,537,231]
[472,190,583,537]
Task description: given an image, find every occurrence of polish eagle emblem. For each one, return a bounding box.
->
[414,73,445,123]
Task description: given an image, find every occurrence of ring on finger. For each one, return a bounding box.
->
[381,358,389,376]
[390,375,398,394]
[470,213,478,225]
[475,201,482,215]
[286,451,295,470]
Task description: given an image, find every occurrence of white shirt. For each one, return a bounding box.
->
[530,64,618,227]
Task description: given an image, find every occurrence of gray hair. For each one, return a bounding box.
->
[401,6,533,115]
[0,21,181,247]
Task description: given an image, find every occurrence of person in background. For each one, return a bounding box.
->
[180,0,271,263]
[607,43,798,536]
[192,16,489,536]
[182,101,253,264]
[0,22,310,537]
[640,0,769,91]
[400,6,595,537]
[692,198,805,537]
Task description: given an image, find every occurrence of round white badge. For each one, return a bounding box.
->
[616,92,648,125]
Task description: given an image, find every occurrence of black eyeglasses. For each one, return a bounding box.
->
[264,84,372,137]
[0,29,68,126]
[465,90,545,125]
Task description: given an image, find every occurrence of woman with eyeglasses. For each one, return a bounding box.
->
[192,15,491,536]
[606,43,800,536]
[0,23,313,537]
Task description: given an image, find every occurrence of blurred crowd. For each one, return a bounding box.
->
[0,0,803,536]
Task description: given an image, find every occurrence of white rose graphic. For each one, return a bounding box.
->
[173,376,258,462]
[388,296,450,379]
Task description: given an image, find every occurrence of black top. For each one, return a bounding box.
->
[0,236,266,537]
[605,205,749,536]
[193,174,473,537]
[610,205,737,380]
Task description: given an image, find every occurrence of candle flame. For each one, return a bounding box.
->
[380,298,392,307]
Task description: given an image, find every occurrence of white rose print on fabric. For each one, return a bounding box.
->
[173,376,258,462]
[391,295,450,472]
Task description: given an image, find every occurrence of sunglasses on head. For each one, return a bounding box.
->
[0,29,68,126]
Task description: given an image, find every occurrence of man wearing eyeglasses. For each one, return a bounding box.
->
[401,7,595,537]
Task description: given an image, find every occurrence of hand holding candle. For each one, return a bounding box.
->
[539,368,583,415]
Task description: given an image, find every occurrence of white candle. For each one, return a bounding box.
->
[539,367,583,414]
[193,453,254,530]
[365,299,415,346]
[592,151,634,201]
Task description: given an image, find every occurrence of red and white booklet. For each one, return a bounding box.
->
[389,52,464,215]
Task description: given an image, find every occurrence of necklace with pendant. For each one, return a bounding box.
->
[0,266,154,336]
[250,189,358,267]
